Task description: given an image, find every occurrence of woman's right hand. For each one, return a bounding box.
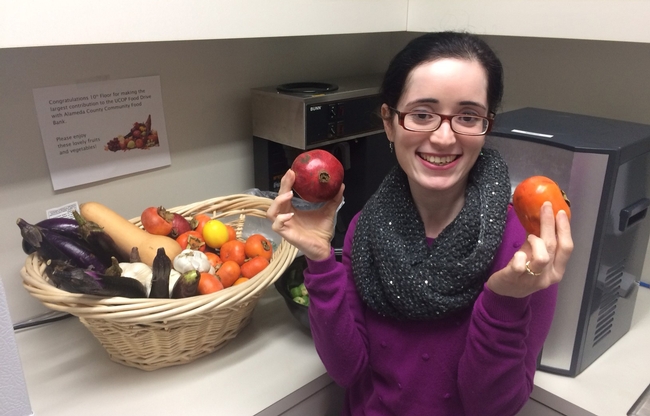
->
[266,169,345,261]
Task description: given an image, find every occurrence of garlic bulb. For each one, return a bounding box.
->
[119,262,180,297]
[172,249,212,274]
[119,262,153,294]
[168,269,181,294]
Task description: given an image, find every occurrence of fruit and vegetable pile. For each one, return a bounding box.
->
[17,202,274,300]
[105,114,160,152]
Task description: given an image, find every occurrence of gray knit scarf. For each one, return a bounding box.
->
[351,148,511,320]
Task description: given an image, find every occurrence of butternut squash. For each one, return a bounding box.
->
[79,202,182,267]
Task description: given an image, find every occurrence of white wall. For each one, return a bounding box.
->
[3,32,650,323]
[488,35,650,124]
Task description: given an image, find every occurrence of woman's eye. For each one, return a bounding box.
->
[409,113,434,122]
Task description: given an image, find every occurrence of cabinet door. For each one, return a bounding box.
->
[407,0,650,43]
[1,0,408,48]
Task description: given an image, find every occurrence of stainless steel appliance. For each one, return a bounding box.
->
[251,75,396,248]
[486,107,650,377]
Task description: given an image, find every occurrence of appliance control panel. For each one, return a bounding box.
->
[251,74,384,149]
[305,95,382,146]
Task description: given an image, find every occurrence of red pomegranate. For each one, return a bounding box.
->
[291,149,344,203]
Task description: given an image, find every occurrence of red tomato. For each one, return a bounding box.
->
[216,260,241,288]
[219,240,246,266]
[198,273,224,295]
[176,230,206,251]
[141,206,174,236]
[204,251,222,268]
[191,214,212,236]
[225,225,237,242]
[233,277,249,286]
[512,176,571,237]
[244,234,273,261]
[241,256,269,278]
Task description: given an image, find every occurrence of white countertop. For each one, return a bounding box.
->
[15,287,331,416]
[15,285,650,416]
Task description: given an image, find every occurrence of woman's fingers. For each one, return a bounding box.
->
[271,212,296,233]
[552,209,574,274]
[266,189,292,219]
[524,202,553,275]
[266,170,296,221]
[525,234,549,276]
[279,169,295,194]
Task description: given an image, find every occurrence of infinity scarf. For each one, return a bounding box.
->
[351,148,511,320]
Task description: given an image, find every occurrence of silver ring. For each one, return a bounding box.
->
[525,261,542,276]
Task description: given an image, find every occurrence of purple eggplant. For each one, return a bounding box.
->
[149,248,171,298]
[21,217,83,255]
[171,270,200,299]
[129,247,142,263]
[73,211,128,265]
[17,218,106,273]
[22,239,37,255]
[104,257,123,277]
[35,218,81,239]
[45,259,146,298]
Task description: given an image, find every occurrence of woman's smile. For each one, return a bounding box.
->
[417,152,459,166]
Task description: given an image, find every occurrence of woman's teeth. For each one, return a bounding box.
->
[419,154,457,165]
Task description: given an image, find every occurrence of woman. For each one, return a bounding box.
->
[267,32,573,416]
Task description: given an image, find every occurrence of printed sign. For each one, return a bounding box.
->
[33,76,170,190]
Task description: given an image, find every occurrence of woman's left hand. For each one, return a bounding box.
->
[487,201,574,298]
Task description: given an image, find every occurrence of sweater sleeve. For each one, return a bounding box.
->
[457,208,559,416]
[303,214,370,388]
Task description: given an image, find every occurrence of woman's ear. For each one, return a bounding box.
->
[380,103,392,121]
[381,104,395,142]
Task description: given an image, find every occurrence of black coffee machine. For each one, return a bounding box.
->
[251,75,396,249]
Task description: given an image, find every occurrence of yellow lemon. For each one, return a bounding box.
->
[202,219,229,249]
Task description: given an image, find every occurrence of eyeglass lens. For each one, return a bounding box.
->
[403,113,488,134]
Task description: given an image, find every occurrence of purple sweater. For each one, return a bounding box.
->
[304,207,558,416]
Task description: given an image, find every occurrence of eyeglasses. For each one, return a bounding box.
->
[390,108,493,136]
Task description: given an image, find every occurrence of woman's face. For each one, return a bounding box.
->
[383,58,489,196]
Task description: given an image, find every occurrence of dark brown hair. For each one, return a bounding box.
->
[381,32,504,116]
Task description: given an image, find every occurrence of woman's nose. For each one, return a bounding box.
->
[430,119,456,145]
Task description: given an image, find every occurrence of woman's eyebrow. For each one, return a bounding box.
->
[459,100,487,110]
[406,98,487,110]
[408,98,439,106]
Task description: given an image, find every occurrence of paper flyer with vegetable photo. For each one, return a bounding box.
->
[33,75,170,190]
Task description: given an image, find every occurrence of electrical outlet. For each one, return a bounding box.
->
[46,202,80,220]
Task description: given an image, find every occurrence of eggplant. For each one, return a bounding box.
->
[129,247,142,263]
[17,218,106,273]
[149,248,171,298]
[73,211,128,265]
[45,259,146,298]
[171,270,200,299]
[21,218,83,255]
[35,218,81,239]
[104,257,123,277]
[22,239,37,255]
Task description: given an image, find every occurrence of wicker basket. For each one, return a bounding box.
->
[20,194,298,371]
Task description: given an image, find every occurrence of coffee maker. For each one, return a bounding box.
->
[251,75,396,249]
